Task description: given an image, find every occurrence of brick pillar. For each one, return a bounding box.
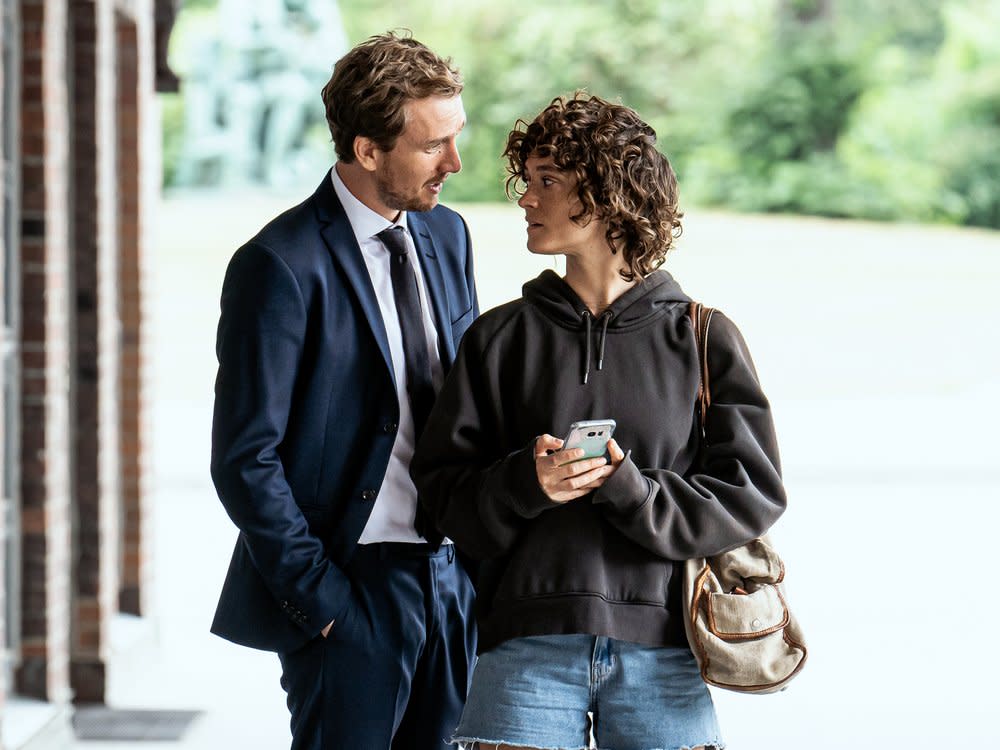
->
[117,1,153,619]
[17,0,73,703]
[69,0,120,704]
[0,0,8,728]
[117,0,154,616]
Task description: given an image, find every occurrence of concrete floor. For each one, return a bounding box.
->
[65,188,1000,749]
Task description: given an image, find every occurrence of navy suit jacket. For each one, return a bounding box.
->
[210,175,478,653]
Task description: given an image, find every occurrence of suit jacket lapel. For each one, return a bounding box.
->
[408,213,456,367]
[314,177,396,388]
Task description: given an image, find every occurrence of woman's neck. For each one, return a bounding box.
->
[564,255,636,316]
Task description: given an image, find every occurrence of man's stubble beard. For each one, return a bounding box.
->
[375,167,436,214]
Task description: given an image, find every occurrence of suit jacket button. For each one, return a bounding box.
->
[361,490,376,502]
[383,422,397,434]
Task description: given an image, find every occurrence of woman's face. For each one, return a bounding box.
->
[517,156,608,258]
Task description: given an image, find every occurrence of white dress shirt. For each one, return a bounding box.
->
[329,165,445,544]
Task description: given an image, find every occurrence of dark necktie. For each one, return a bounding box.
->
[376,226,441,546]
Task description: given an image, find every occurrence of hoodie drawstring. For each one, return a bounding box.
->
[597,311,612,373]
[580,310,613,385]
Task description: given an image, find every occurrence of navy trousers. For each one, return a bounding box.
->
[277,543,476,750]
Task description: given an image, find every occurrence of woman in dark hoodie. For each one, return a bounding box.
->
[411,94,787,750]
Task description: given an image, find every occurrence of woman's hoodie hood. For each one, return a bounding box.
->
[522,269,691,384]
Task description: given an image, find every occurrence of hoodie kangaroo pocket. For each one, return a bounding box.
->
[491,503,670,606]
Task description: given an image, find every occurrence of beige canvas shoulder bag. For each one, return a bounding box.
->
[681,302,807,694]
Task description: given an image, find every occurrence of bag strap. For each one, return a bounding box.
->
[688,301,716,434]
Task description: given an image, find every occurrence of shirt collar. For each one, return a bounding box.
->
[329,164,407,245]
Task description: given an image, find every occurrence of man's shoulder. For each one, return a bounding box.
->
[223,187,330,288]
[411,202,468,237]
[425,201,466,223]
[460,298,526,348]
[250,194,319,253]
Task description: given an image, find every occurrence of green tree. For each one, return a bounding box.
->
[166,0,1000,228]
[340,0,771,201]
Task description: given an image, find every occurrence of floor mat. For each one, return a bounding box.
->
[72,707,203,741]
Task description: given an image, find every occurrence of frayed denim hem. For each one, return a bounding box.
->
[452,738,588,750]
[453,740,725,750]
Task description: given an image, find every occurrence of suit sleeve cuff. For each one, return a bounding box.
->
[293,566,352,638]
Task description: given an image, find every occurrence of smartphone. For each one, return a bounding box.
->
[559,419,616,462]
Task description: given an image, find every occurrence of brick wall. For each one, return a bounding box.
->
[6,0,158,718]
[18,0,73,704]
[0,0,7,727]
[69,0,121,704]
[117,0,154,620]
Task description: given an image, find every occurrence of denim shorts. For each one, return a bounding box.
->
[453,634,724,750]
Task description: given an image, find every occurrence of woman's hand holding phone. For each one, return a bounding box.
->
[606,439,625,467]
[533,434,623,504]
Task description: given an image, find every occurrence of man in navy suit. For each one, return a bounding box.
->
[210,32,478,750]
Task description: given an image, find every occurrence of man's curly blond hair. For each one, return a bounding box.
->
[322,31,463,162]
[504,93,683,281]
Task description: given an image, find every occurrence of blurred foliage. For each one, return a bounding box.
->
[161,92,184,187]
[684,31,869,217]
[836,2,1000,225]
[341,0,768,203]
[166,0,1000,228]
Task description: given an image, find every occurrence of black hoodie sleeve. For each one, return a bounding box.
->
[411,315,554,560]
[591,313,787,559]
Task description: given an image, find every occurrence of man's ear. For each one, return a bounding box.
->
[354,136,381,172]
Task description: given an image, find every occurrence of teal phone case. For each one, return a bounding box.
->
[562,419,616,460]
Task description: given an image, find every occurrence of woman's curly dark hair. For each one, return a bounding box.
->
[503,93,682,281]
